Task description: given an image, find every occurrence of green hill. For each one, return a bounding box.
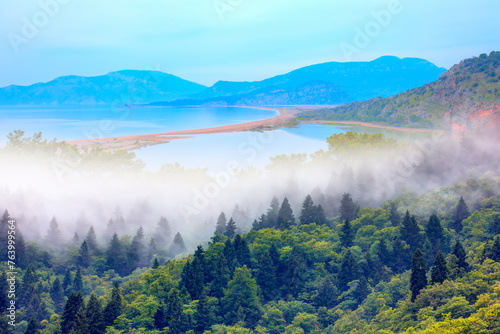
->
[297,51,500,131]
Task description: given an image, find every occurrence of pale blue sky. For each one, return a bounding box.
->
[0,0,498,87]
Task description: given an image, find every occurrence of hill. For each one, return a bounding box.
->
[154,56,446,106]
[0,70,207,105]
[298,51,500,132]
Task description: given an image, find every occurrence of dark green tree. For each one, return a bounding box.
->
[73,267,83,292]
[225,218,237,239]
[426,213,445,257]
[166,288,183,334]
[315,204,327,225]
[50,276,65,314]
[61,291,84,334]
[72,306,89,334]
[103,281,123,327]
[338,249,359,292]
[79,241,90,267]
[194,288,212,333]
[62,268,72,295]
[283,246,307,296]
[86,293,105,334]
[452,196,469,233]
[277,197,295,230]
[152,257,160,269]
[339,193,357,222]
[234,235,251,268]
[154,304,167,330]
[106,233,127,276]
[452,240,469,271]
[0,271,9,310]
[400,211,422,253]
[256,251,278,301]
[210,253,230,299]
[299,195,316,225]
[222,266,262,327]
[313,275,338,308]
[389,201,401,226]
[410,248,427,302]
[25,316,40,334]
[430,251,448,284]
[128,226,146,271]
[85,226,98,251]
[266,196,281,228]
[216,212,227,235]
[340,219,354,248]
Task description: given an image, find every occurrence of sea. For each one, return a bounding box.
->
[0,105,426,170]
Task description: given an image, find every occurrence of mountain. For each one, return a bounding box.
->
[298,51,500,132]
[160,55,445,106]
[0,70,206,105]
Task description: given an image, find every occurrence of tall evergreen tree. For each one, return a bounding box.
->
[283,246,307,297]
[222,266,262,327]
[0,271,9,311]
[154,304,167,330]
[61,291,84,334]
[86,293,105,334]
[166,288,183,334]
[339,193,358,222]
[340,219,354,248]
[453,196,470,233]
[45,216,63,246]
[169,232,187,257]
[106,233,126,276]
[25,316,40,334]
[72,305,89,334]
[210,253,230,299]
[300,195,316,225]
[128,226,146,271]
[62,268,72,295]
[155,216,171,247]
[50,276,65,314]
[315,204,327,225]
[400,211,422,253]
[389,201,401,226]
[79,241,90,267]
[233,235,251,268]
[194,288,212,333]
[215,212,227,235]
[338,249,359,292]
[256,251,278,302]
[277,197,295,230]
[73,267,83,292]
[266,196,281,228]
[452,240,469,272]
[430,251,448,284]
[103,281,123,327]
[85,226,98,251]
[426,213,445,257]
[410,248,427,302]
[391,237,410,273]
[225,218,237,239]
[313,275,338,309]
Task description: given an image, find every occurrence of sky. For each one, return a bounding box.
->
[0,0,499,88]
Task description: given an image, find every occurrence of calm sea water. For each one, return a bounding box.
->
[0,105,427,170]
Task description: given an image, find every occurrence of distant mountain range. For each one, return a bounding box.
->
[0,70,207,105]
[0,56,446,106]
[298,51,500,132]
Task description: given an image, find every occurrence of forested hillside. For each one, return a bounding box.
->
[1,167,500,333]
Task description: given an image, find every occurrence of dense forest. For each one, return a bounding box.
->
[1,169,500,333]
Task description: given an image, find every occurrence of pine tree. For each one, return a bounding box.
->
[128,226,146,271]
[62,268,72,295]
[256,251,278,302]
[426,213,445,257]
[61,291,84,334]
[283,246,307,296]
[72,305,89,334]
[452,240,469,271]
[0,271,8,311]
[86,293,105,334]
[339,193,358,222]
[17,231,27,268]
[400,211,422,253]
[340,219,354,248]
[452,196,470,233]
[300,195,316,225]
[79,241,90,267]
[25,316,40,334]
[430,251,448,284]
[485,236,500,262]
[194,288,212,333]
[225,218,237,239]
[233,235,251,268]
[389,201,401,226]
[85,226,98,251]
[315,204,327,225]
[45,216,63,246]
[154,304,167,330]
[313,275,338,309]
[222,266,262,327]
[277,197,295,230]
[410,248,427,302]
[215,212,227,235]
[391,237,410,273]
[50,276,65,314]
[166,288,183,334]
[155,216,171,247]
[266,196,281,228]
[106,233,126,276]
[169,232,187,257]
[73,267,83,292]
[147,237,158,264]
[224,238,236,274]
[152,257,160,269]
[103,281,122,327]
[339,249,359,292]
[210,253,230,299]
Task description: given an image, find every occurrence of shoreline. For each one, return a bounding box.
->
[68,106,447,151]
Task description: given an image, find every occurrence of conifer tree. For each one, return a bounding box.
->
[0,271,8,311]
[225,218,237,239]
[62,268,72,295]
[50,276,65,314]
[430,251,448,284]
[103,281,123,327]
[45,216,63,246]
[453,196,469,233]
[389,201,401,226]
[256,251,278,301]
[266,196,281,228]
[284,246,307,296]
[85,226,98,251]
[410,248,427,302]
[86,293,105,334]
[222,266,262,327]
[166,288,183,334]
[215,212,227,235]
[277,197,295,230]
[400,211,422,253]
[154,304,167,330]
[169,232,187,257]
[61,291,84,334]
[426,213,445,257]
[234,235,251,268]
[73,267,83,292]
[300,195,316,225]
[25,316,40,334]
[315,204,327,225]
[152,257,160,269]
[79,241,90,267]
[340,219,354,248]
[106,233,126,276]
[210,253,230,299]
[73,233,80,244]
[155,216,171,247]
[128,226,146,271]
[452,240,469,271]
[313,275,338,309]
[339,193,358,222]
[72,305,88,334]
[339,249,359,292]
[194,288,212,333]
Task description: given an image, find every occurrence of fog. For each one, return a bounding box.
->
[0,128,498,255]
